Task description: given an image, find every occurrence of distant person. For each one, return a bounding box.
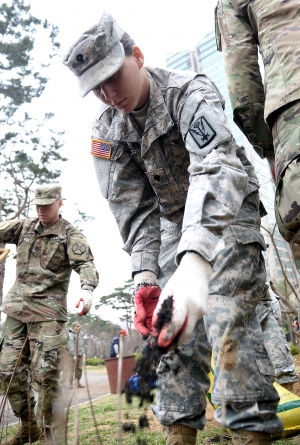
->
[67,322,86,389]
[0,184,99,445]
[110,330,127,358]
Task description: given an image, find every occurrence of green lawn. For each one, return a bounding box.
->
[2,392,300,444]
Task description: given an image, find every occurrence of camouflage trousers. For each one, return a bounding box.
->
[272,99,300,242]
[0,316,67,428]
[68,355,83,383]
[153,215,283,434]
[255,301,298,385]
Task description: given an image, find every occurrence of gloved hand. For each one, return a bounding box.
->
[73,356,77,361]
[75,289,93,316]
[152,252,212,348]
[133,271,161,337]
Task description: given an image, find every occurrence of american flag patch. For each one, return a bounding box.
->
[91,139,112,159]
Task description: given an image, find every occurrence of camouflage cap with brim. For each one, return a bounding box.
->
[62,11,125,97]
[31,185,62,206]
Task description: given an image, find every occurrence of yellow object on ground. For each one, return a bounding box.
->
[207,360,300,440]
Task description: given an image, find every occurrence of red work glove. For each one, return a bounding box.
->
[75,289,93,316]
[133,271,161,337]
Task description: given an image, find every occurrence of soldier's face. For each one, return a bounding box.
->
[36,199,62,227]
[92,46,150,114]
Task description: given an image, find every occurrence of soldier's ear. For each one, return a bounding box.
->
[58,199,63,209]
[132,45,144,69]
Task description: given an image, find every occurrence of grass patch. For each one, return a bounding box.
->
[290,344,300,356]
[85,358,106,366]
[1,393,300,444]
[84,365,107,374]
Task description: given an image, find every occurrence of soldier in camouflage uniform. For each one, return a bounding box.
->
[0,185,99,445]
[67,322,86,389]
[215,0,300,271]
[63,12,283,445]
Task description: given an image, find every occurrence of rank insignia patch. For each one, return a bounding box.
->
[189,116,216,148]
[91,139,112,159]
[72,242,86,255]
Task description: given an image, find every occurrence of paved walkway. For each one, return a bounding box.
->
[0,369,110,426]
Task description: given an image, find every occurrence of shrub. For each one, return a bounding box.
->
[290,343,300,356]
[85,357,105,366]
[135,352,142,363]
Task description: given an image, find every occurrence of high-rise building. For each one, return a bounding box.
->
[166,29,298,284]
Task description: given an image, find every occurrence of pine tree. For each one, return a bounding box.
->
[0,0,66,317]
[96,279,135,334]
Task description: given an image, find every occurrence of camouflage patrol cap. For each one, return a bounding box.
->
[62,11,125,97]
[31,184,62,206]
[73,322,80,327]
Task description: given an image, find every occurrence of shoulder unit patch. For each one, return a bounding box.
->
[189,116,216,148]
[91,139,112,159]
[72,242,86,255]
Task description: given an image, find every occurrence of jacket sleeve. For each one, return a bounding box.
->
[0,220,24,244]
[92,146,161,277]
[67,231,99,291]
[176,82,249,263]
[215,0,274,158]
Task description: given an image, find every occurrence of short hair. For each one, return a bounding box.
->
[120,32,135,56]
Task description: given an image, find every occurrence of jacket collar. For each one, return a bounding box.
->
[104,68,174,155]
[34,215,64,236]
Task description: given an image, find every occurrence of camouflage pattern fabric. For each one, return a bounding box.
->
[154,218,283,432]
[91,66,282,433]
[256,301,298,385]
[215,1,300,242]
[92,67,259,277]
[215,0,300,162]
[153,219,212,429]
[67,328,85,357]
[0,216,99,322]
[272,101,300,241]
[0,316,67,427]
[68,355,84,383]
[205,204,281,433]
[67,328,85,383]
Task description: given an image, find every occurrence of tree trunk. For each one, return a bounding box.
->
[0,245,5,322]
[0,198,6,322]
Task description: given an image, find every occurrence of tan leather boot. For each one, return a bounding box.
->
[280,382,294,392]
[163,423,197,445]
[0,413,41,445]
[230,430,271,445]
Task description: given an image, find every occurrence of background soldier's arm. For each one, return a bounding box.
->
[215,0,274,158]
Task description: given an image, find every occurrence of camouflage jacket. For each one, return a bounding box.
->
[215,0,300,158]
[68,328,85,356]
[0,216,99,323]
[91,67,264,277]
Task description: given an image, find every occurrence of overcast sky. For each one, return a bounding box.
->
[3,0,216,325]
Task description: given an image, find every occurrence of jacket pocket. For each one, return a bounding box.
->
[231,225,266,250]
[41,239,67,271]
[43,328,68,352]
